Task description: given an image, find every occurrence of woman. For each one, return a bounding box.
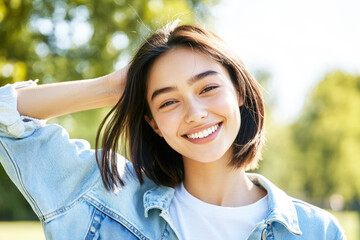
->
[0,23,345,239]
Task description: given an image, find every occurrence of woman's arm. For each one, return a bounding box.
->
[16,67,127,119]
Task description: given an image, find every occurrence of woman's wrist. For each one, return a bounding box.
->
[100,66,127,106]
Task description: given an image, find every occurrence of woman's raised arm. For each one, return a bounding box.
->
[16,67,127,119]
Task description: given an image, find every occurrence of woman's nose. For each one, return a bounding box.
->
[184,99,208,123]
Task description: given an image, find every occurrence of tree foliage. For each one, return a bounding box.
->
[0,0,215,85]
[260,71,360,210]
[292,71,360,204]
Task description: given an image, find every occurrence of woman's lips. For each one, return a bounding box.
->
[183,122,223,144]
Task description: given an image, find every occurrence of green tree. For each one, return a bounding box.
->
[261,71,360,209]
[0,0,217,220]
[292,71,360,206]
[0,0,216,86]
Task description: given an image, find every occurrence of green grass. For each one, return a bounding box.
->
[0,222,45,240]
[0,212,358,239]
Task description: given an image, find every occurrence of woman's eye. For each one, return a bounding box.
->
[160,100,177,109]
[200,86,218,94]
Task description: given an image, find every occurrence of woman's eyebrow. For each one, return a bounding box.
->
[150,70,219,101]
[188,70,219,85]
[151,86,177,101]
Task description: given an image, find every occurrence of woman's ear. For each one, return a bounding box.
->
[144,115,163,137]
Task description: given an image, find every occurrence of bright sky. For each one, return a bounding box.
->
[212,0,360,123]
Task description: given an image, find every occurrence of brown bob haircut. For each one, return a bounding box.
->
[96,22,265,191]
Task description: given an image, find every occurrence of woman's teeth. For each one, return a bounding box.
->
[186,124,219,139]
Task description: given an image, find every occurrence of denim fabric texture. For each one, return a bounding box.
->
[0,82,346,239]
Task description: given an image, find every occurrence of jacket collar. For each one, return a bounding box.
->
[143,173,302,236]
[143,185,174,218]
[247,173,302,236]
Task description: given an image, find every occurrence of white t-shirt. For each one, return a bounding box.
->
[168,182,268,240]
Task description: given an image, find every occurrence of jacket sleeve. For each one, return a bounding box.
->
[0,82,101,222]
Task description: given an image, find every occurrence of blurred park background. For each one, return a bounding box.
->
[0,0,359,239]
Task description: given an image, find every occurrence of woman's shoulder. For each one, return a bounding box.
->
[88,157,173,226]
[92,155,165,203]
[291,198,346,239]
[291,197,341,225]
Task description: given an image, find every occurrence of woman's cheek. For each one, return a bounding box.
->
[210,92,237,112]
[155,109,182,137]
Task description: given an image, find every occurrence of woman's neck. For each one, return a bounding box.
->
[182,153,267,207]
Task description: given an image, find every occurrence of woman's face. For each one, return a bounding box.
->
[146,47,242,164]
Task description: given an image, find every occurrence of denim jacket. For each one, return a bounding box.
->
[0,82,345,240]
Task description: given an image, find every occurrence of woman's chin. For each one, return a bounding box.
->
[182,151,230,165]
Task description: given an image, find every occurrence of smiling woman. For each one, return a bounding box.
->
[146,48,242,160]
[0,23,345,239]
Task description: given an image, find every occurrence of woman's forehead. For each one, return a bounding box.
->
[147,47,225,92]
